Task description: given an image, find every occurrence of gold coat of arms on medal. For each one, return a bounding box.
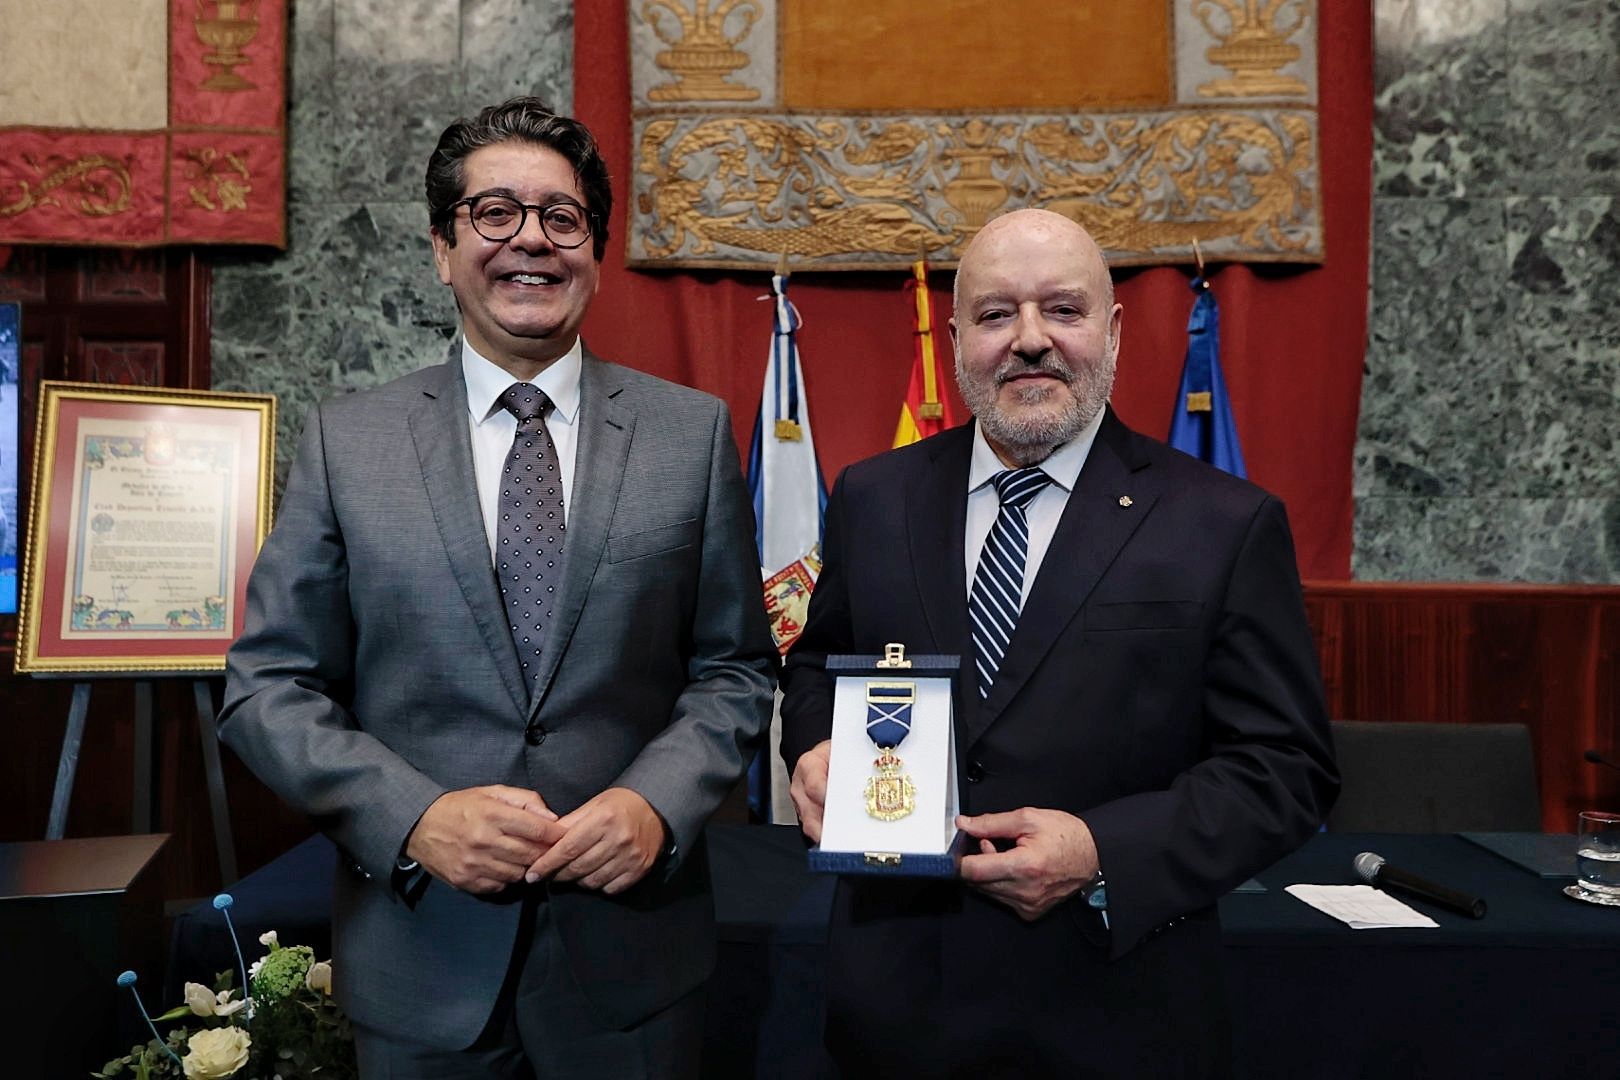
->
[864,673,917,821]
[864,748,916,821]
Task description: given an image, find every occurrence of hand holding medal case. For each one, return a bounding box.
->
[808,645,968,877]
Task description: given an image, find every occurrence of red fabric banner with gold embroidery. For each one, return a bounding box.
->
[0,0,286,248]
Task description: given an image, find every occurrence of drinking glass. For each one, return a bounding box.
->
[1575,811,1620,899]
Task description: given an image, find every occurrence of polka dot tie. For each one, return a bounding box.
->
[496,383,566,689]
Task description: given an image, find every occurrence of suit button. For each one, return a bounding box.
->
[965,762,985,783]
[524,724,547,746]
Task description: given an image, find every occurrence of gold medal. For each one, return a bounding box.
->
[864,749,916,821]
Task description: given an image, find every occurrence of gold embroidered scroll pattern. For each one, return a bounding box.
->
[634,112,1314,264]
[643,0,762,102]
[636,117,953,259]
[182,148,253,211]
[1,154,135,219]
[1193,0,1309,99]
[1026,113,1314,253]
[195,0,261,92]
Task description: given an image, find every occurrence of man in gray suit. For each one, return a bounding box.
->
[220,98,776,1078]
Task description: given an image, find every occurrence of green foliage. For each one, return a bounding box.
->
[251,944,314,1004]
[91,1029,187,1078]
[98,935,355,1080]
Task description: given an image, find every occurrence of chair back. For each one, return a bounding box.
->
[1326,721,1542,832]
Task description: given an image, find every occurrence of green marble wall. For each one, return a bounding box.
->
[209,0,573,485]
[1357,0,1620,580]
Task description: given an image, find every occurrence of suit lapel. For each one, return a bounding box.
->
[408,361,529,716]
[963,409,1159,749]
[907,427,975,725]
[527,351,632,719]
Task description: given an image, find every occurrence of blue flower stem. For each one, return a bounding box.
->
[212,893,251,1001]
[116,971,184,1070]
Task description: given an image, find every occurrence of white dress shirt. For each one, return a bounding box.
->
[461,338,582,565]
[963,408,1106,608]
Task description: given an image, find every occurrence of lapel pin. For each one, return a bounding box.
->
[1118,495,1133,508]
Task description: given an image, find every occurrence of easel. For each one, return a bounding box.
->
[46,675,238,884]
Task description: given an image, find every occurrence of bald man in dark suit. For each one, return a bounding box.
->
[781,209,1337,1078]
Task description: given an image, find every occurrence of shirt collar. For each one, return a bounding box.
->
[462,337,582,426]
[967,405,1106,494]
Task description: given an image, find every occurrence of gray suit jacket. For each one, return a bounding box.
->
[220,350,775,1048]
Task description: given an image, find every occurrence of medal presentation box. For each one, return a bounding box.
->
[809,648,966,877]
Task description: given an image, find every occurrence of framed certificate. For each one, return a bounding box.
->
[15,381,275,674]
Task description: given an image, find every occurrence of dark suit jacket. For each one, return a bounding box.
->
[221,350,776,1049]
[780,411,1337,1077]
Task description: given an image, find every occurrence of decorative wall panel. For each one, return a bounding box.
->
[83,342,166,386]
[629,0,1320,269]
[0,0,288,248]
[0,249,49,301]
[82,252,169,303]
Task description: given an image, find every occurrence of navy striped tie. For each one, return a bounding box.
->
[969,467,1053,698]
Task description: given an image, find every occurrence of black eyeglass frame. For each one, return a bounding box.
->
[447,194,597,248]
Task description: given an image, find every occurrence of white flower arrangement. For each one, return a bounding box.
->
[97,894,355,1080]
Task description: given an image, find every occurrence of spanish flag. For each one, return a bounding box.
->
[893,258,959,447]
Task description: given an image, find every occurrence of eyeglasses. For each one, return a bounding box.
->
[449,195,595,248]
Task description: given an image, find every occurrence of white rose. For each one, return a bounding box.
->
[182,1026,251,1079]
[258,930,279,948]
[305,960,332,995]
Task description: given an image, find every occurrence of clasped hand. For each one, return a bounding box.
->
[407,784,666,896]
[790,740,1095,922]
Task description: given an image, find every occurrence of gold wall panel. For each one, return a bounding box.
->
[780,1,1171,111]
[630,0,1319,270]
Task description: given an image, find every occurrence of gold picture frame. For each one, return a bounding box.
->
[16,381,275,674]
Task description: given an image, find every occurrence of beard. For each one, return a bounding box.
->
[956,346,1116,465]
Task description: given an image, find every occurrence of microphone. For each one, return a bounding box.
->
[1584,749,1620,772]
[1354,851,1487,919]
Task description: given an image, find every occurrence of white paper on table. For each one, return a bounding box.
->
[1284,884,1440,929]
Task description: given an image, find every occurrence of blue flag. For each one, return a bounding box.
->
[1168,276,1247,478]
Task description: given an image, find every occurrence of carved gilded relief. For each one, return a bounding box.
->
[632,112,1316,268]
[628,0,1320,269]
[1,155,134,219]
[1194,0,1310,99]
[642,0,762,102]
